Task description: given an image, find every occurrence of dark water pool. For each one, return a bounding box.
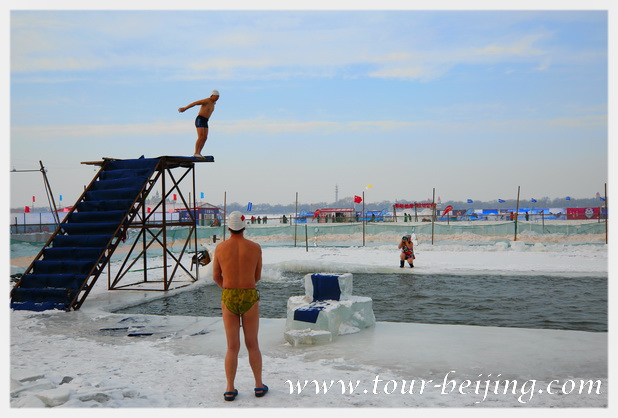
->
[117,273,607,332]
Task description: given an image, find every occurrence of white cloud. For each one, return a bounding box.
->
[548,114,607,128]
[11,118,431,140]
[11,11,573,83]
[474,33,549,57]
[12,112,606,143]
[533,58,552,72]
[368,66,426,80]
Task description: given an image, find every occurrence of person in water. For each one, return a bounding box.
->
[212,211,268,401]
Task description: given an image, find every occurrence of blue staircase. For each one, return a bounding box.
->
[11,157,161,311]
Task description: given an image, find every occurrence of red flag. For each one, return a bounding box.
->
[32,196,36,202]
[442,205,453,216]
[354,195,362,203]
[25,206,30,213]
[173,194,177,201]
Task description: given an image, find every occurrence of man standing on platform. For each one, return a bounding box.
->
[212,211,268,401]
[178,89,219,158]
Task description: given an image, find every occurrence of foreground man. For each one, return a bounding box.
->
[212,211,268,401]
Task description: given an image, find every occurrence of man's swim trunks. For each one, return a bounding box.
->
[221,288,260,315]
[195,115,209,128]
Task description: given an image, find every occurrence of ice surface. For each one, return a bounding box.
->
[9,243,609,409]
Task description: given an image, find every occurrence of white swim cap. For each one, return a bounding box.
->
[211,89,220,96]
[228,211,246,231]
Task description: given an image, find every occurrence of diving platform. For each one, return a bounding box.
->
[11,155,214,311]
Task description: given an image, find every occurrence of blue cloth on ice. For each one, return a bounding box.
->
[294,304,326,323]
[311,274,341,301]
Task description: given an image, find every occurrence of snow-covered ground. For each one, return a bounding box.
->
[7,241,611,414]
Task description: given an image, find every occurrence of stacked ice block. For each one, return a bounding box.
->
[284,273,375,346]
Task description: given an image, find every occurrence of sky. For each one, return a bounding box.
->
[5,1,612,209]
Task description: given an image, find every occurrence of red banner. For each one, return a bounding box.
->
[566,207,600,220]
[394,203,436,209]
[354,195,362,203]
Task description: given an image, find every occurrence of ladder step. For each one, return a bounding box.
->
[43,247,106,261]
[33,260,97,275]
[67,210,127,223]
[52,234,113,248]
[60,222,120,235]
[17,273,87,290]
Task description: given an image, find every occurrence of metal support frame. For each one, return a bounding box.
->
[108,158,201,292]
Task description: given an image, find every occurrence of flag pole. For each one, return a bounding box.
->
[514,186,521,241]
[431,188,435,245]
[605,183,608,244]
[294,192,298,247]
[362,191,365,247]
[223,191,227,241]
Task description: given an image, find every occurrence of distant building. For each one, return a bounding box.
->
[176,203,222,226]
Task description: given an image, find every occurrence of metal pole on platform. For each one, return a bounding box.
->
[142,185,147,283]
[192,166,198,278]
[39,161,61,226]
[162,170,167,288]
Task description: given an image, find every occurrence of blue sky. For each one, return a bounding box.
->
[6,4,610,209]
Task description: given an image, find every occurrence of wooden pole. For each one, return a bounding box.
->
[362,191,366,246]
[605,182,608,244]
[223,191,227,241]
[431,188,435,245]
[514,185,521,241]
[294,192,298,247]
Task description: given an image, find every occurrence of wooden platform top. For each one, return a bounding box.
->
[81,155,215,168]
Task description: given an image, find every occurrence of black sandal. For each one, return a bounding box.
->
[224,389,238,401]
[254,385,269,397]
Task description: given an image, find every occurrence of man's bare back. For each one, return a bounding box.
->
[213,234,262,289]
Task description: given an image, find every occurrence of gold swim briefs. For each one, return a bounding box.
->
[221,288,260,316]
